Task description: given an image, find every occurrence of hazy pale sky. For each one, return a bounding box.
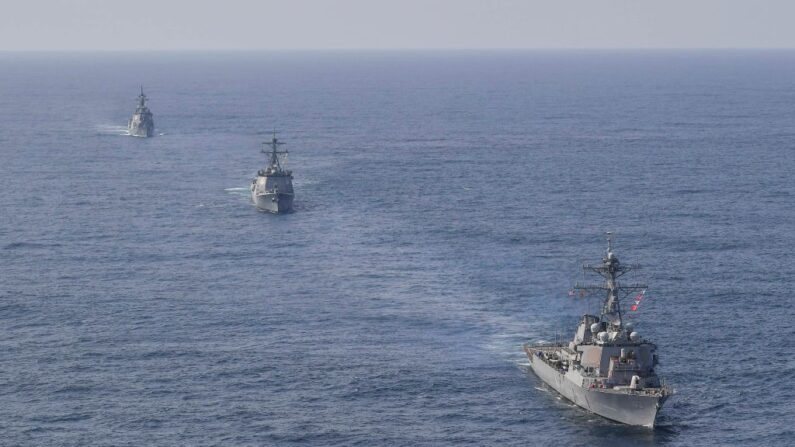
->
[2,0,794,51]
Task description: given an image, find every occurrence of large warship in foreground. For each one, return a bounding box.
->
[128,86,154,137]
[250,131,294,213]
[524,234,672,427]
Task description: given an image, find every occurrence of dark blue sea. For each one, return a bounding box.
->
[1,51,793,446]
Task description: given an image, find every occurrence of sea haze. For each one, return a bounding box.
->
[1,50,793,446]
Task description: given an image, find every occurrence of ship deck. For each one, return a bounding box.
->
[523,343,672,398]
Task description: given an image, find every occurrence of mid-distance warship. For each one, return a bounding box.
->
[250,130,294,213]
[128,86,154,137]
[524,233,672,427]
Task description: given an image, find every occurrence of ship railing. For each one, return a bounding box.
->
[526,344,566,354]
[659,378,674,396]
[589,383,668,396]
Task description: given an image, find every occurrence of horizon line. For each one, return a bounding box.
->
[3,47,795,53]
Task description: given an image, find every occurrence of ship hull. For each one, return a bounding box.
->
[528,350,665,427]
[128,114,154,138]
[252,191,294,214]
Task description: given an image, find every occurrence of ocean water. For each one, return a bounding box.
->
[1,50,793,446]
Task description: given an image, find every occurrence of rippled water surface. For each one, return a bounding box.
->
[1,51,794,446]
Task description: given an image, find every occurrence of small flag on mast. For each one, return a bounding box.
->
[630,289,647,311]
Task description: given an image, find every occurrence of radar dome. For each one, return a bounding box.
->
[590,323,600,333]
[629,331,640,342]
[597,332,609,343]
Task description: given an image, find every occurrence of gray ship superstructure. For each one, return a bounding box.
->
[524,234,671,427]
[128,86,154,137]
[250,131,294,213]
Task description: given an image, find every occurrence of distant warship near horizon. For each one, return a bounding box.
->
[128,86,154,137]
[524,233,672,427]
[251,130,294,213]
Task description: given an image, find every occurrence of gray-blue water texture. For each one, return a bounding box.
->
[1,51,794,446]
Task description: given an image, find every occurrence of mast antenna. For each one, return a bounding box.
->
[573,233,646,327]
[261,128,288,171]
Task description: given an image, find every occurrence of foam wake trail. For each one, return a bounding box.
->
[95,124,130,136]
[224,187,250,197]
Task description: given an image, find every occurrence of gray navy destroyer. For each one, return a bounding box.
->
[250,131,294,213]
[128,86,154,137]
[524,233,672,427]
